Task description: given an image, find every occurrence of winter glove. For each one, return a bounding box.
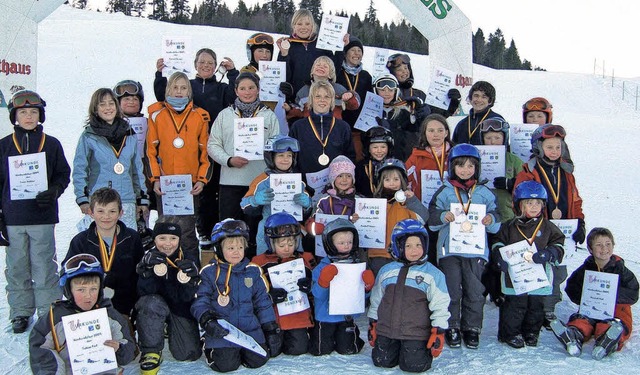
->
[262,321,282,358]
[35,187,59,209]
[572,218,586,244]
[427,327,445,358]
[492,250,509,272]
[176,259,199,278]
[253,188,275,206]
[368,319,377,347]
[293,193,311,208]
[362,269,375,292]
[136,250,167,277]
[200,311,229,339]
[305,219,325,236]
[532,246,560,264]
[404,95,423,106]
[0,213,9,247]
[493,177,515,192]
[447,88,462,100]
[279,82,295,101]
[318,264,339,288]
[414,102,431,123]
[297,277,312,294]
[269,287,288,304]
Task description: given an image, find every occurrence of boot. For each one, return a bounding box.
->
[542,312,556,331]
[462,329,480,349]
[592,320,624,360]
[523,332,539,347]
[499,334,525,349]
[11,316,31,334]
[140,352,163,375]
[445,328,461,348]
[550,319,583,357]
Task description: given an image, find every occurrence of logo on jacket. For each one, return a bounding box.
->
[415,275,424,284]
[244,277,253,288]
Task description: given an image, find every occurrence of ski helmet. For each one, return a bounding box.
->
[376,158,408,183]
[321,218,359,261]
[362,126,394,159]
[59,253,105,306]
[390,219,429,264]
[479,117,510,146]
[264,134,299,171]
[8,90,46,124]
[522,97,553,124]
[373,74,400,102]
[513,180,548,216]
[211,219,250,262]
[113,80,144,107]
[246,32,274,64]
[530,124,568,160]
[447,143,481,180]
[264,212,302,254]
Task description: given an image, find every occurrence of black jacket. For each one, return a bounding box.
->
[566,255,639,306]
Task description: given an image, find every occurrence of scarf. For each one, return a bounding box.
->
[342,62,362,76]
[235,97,261,118]
[449,178,477,191]
[89,116,131,148]
[166,96,189,111]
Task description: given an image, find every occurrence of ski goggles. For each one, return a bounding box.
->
[265,223,301,238]
[114,80,141,97]
[11,90,45,107]
[539,124,566,139]
[522,97,552,111]
[63,254,101,274]
[387,53,410,68]
[217,219,249,236]
[266,137,300,153]
[375,77,398,90]
[479,118,509,133]
[247,33,274,46]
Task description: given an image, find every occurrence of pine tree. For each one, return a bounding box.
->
[365,0,377,24]
[472,28,486,65]
[298,0,322,24]
[108,0,130,15]
[170,0,191,24]
[484,28,506,68]
[503,39,522,69]
[73,0,87,9]
[149,0,168,21]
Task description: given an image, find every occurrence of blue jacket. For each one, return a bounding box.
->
[191,257,276,349]
[428,180,500,261]
[312,256,366,323]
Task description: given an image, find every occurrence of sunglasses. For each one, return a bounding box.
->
[523,98,552,111]
[268,138,300,153]
[540,124,566,139]
[114,80,140,97]
[375,78,398,90]
[480,118,509,132]
[265,224,301,238]
[12,91,45,107]
[247,33,274,46]
[63,254,101,274]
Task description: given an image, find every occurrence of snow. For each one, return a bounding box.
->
[2,4,640,374]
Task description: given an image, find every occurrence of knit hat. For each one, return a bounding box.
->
[235,72,260,89]
[153,222,181,238]
[343,36,364,54]
[328,155,355,185]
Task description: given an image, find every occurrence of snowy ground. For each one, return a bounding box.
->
[2,5,640,374]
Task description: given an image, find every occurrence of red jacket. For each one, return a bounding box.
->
[405,145,450,203]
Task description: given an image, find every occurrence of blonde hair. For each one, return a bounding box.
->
[308,80,335,111]
[291,9,318,37]
[87,88,124,124]
[311,56,336,82]
[222,236,248,249]
[374,168,407,197]
[165,72,193,100]
[70,275,101,287]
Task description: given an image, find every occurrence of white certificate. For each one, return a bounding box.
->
[509,123,539,162]
[270,173,303,220]
[448,203,486,255]
[477,145,506,189]
[161,36,192,77]
[314,214,348,257]
[126,117,148,158]
[316,14,350,52]
[420,170,448,207]
[258,61,286,102]
[233,117,265,161]
[160,174,194,215]
[305,168,330,207]
[550,219,578,266]
[8,152,48,200]
[425,66,455,110]
[268,258,310,316]
[62,308,117,375]
[354,198,387,249]
[499,240,550,295]
[579,270,619,320]
[217,319,268,357]
[371,48,389,79]
[354,92,384,132]
[329,262,366,315]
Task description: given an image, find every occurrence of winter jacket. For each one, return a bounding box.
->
[336,67,373,127]
[29,298,136,375]
[405,144,451,203]
[0,125,70,225]
[137,248,199,318]
[452,107,504,145]
[354,158,385,198]
[146,101,213,184]
[64,221,144,316]
[492,151,523,223]
[72,119,146,206]
[207,104,280,186]
[277,38,343,95]
[383,105,418,162]
[251,252,316,330]
[368,260,451,340]
[515,159,584,220]
[428,180,501,261]
[311,256,366,323]
[491,217,565,295]
[153,71,238,127]
[289,112,355,175]
[316,191,358,217]
[287,81,360,121]
[191,257,276,349]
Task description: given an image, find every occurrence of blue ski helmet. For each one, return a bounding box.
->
[448,143,481,180]
[375,158,408,182]
[513,181,548,216]
[264,212,302,254]
[264,134,300,171]
[321,218,359,261]
[211,219,250,262]
[390,219,429,264]
[59,253,105,304]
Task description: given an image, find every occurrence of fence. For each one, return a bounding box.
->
[594,59,640,110]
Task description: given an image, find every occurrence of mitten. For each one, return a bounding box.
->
[492,250,509,272]
[368,319,377,347]
[297,277,312,293]
[414,102,431,123]
[262,321,282,357]
[293,193,311,208]
[447,88,462,100]
[532,246,559,264]
[403,95,423,106]
[200,311,229,339]
[318,264,338,288]
[362,269,375,292]
[279,82,294,101]
[140,250,166,267]
[493,177,507,190]
[0,213,9,247]
[35,187,59,208]
[253,188,275,206]
[572,218,586,244]
[176,259,199,278]
[269,287,288,304]
[427,327,445,357]
[305,219,325,235]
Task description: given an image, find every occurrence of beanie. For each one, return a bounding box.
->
[343,36,364,54]
[235,72,260,89]
[153,222,182,239]
[328,155,356,185]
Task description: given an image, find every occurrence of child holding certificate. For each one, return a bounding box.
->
[1,90,71,333]
[368,219,450,372]
[428,143,500,349]
[490,181,564,348]
[310,218,374,356]
[252,213,316,356]
[29,254,136,374]
[551,227,638,359]
[192,219,281,371]
[355,126,394,198]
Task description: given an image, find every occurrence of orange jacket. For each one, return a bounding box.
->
[368,201,418,259]
[405,145,450,203]
[146,101,212,183]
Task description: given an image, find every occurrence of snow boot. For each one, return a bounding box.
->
[140,352,162,375]
[542,312,556,331]
[11,316,31,334]
[523,332,539,347]
[592,320,624,360]
[462,329,480,349]
[445,328,461,348]
[550,319,583,357]
[498,334,525,349]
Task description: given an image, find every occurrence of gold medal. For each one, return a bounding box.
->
[177,270,191,284]
[153,263,167,276]
[173,136,184,149]
[552,208,562,219]
[318,153,330,166]
[113,161,125,175]
[280,39,290,49]
[523,251,534,262]
[461,220,473,232]
[218,294,230,307]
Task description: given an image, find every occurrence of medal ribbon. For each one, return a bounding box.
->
[329,197,349,215]
[214,263,233,296]
[96,228,118,273]
[537,162,561,205]
[342,71,359,92]
[49,305,65,353]
[430,145,446,180]
[110,136,127,160]
[165,249,184,269]
[453,184,477,215]
[12,133,46,154]
[516,218,545,246]
[288,36,317,43]
[365,160,375,194]
[167,108,191,136]
[308,116,336,151]
[467,109,491,139]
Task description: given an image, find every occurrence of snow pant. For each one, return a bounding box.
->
[427,228,439,266]
[155,197,199,267]
[197,161,220,239]
[543,264,567,313]
[135,294,201,361]
[438,256,486,331]
[308,320,364,356]
[219,185,259,259]
[568,304,633,349]
[5,224,61,319]
[372,335,433,373]
[498,294,544,339]
[278,327,310,356]
[204,345,268,373]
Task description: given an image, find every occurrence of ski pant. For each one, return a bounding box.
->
[498,294,544,339]
[219,185,259,259]
[427,228,439,266]
[308,320,364,356]
[135,294,201,361]
[204,345,268,373]
[372,335,433,373]
[5,224,61,319]
[568,304,633,348]
[543,264,567,313]
[438,256,486,331]
[277,328,310,356]
[197,161,220,239]
[155,199,199,267]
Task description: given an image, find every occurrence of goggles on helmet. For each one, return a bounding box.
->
[63,254,101,274]
[387,53,410,67]
[12,91,45,107]
[247,33,274,46]
[114,80,140,97]
[480,118,509,133]
[218,219,249,235]
[265,223,301,238]
[265,137,300,153]
[540,124,566,139]
[375,77,398,91]
[523,98,552,111]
